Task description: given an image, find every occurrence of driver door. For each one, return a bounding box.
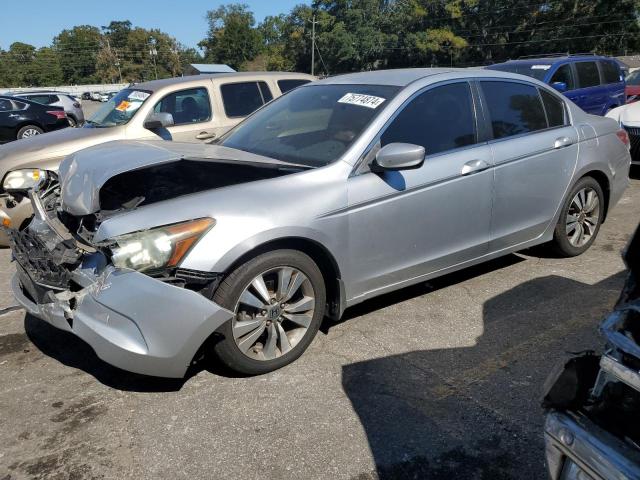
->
[345,81,494,299]
[151,86,219,143]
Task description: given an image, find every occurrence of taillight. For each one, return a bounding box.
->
[73,102,81,108]
[46,110,66,120]
[616,129,630,148]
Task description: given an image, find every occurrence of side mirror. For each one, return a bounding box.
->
[372,143,425,172]
[144,112,174,130]
[551,81,568,93]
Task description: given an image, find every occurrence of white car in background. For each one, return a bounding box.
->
[607,102,640,164]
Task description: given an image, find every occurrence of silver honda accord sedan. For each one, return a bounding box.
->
[5,68,631,377]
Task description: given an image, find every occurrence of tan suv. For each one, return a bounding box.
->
[0,72,314,244]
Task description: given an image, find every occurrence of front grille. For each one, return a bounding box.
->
[624,126,640,162]
[8,228,73,290]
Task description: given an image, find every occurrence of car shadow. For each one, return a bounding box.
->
[340,270,626,479]
[630,165,640,180]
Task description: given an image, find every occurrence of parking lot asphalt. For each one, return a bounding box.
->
[1,174,639,480]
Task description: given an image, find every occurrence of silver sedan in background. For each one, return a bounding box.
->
[5,68,631,378]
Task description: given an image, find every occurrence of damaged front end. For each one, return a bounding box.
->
[4,173,233,378]
[542,227,640,479]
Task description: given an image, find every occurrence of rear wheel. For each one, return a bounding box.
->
[67,116,77,127]
[212,249,326,375]
[551,176,604,257]
[17,125,43,139]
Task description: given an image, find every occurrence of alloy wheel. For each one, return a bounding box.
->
[566,187,600,248]
[20,128,41,138]
[232,266,316,361]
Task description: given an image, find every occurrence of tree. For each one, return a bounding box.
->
[54,25,102,84]
[200,4,263,70]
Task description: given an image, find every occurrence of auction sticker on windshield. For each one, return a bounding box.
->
[338,93,386,109]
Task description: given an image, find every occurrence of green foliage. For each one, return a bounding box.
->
[1,1,639,88]
[200,4,263,70]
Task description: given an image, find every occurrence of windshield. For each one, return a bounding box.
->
[627,71,640,86]
[488,63,550,81]
[221,84,400,167]
[85,89,152,127]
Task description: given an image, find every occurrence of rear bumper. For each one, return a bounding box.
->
[12,263,233,378]
[544,412,640,480]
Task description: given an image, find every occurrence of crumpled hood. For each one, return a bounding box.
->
[0,126,122,175]
[58,140,292,216]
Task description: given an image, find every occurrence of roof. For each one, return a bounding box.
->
[313,67,554,87]
[135,72,316,92]
[317,68,459,86]
[189,63,236,74]
[491,55,608,66]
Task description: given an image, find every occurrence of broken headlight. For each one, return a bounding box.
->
[2,169,45,191]
[109,218,215,272]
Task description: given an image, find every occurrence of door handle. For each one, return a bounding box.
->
[8,114,19,118]
[461,159,489,175]
[554,136,574,149]
[196,131,216,140]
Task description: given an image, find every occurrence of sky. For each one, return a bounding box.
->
[0,0,311,51]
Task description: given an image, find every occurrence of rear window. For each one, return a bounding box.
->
[575,62,601,88]
[540,89,567,128]
[600,60,622,84]
[481,81,548,139]
[278,79,311,93]
[221,81,272,118]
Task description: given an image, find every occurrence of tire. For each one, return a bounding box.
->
[16,125,43,139]
[551,176,604,257]
[67,116,77,128]
[212,249,326,375]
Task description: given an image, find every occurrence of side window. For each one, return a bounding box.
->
[600,60,621,84]
[258,81,273,103]
[480,81,548,139]
[278,79,311,93]
[575,62,601,88]
[221,82,268,118]
[380,82,477,156]
[549,64,576,90]
[153,87,212,126]
[0,99,12,112]
[540,89,567,128]
[12,101,27,111]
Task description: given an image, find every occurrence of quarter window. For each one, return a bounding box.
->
[575,62,601,88]
[221,81,272,118]
[549,64,576,90]
[540,89,567,128]
[600,60,621,84]
[380,82,477,156]
[278,79,311,93]
[153,87,212,126]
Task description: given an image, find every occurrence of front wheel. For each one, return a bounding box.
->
[550,176,604,257]
[212,249,326,375]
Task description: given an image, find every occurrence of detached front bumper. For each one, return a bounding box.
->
[12,262,233,378]
[544,411,640,480]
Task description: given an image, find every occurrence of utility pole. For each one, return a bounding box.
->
[149,37,158,80]
[311,15,317,76]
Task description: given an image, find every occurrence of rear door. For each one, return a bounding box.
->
[599,59,626,112]
[215,80,274,136]
[571,61,608,114]
[479,80,579,251]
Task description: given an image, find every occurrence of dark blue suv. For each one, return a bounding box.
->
[487,55,625,115]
